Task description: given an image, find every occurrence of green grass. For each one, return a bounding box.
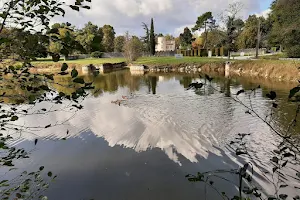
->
[33,57,126,65]
[31,56,300,68]
[258,53,287,60]
[133,57,224,65]
[32,56,224,67]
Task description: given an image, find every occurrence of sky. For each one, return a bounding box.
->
[52,0,274,36]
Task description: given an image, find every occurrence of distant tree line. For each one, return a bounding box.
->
[0,21,120,60]
[0,18,161,61]
[176,0,300,58]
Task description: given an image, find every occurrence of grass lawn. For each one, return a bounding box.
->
[31,56,225,67]
[258,53,287,60]
[33,57,126,65]
[133,57,224,65]
[29,56,300,68]
[35,56,223,65]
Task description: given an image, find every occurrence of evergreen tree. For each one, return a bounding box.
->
[150,18,155,55]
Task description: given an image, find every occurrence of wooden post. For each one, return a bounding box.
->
[220,47,224,56]
[215,48,218,56]
[225,61,230,78]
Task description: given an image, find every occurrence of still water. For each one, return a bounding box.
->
[2,70,300,199]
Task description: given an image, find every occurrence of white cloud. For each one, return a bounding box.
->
[255,9,271,18]
[51,0,267,36]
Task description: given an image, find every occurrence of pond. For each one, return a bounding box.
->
[2,70,300,200]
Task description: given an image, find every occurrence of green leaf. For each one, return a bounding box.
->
[268,197,277,200]
[41,196,48,200]
[40,85,50,91]
[61,63,68,71]
[279,194,288,200]
[293,195,300,200]
[289,87,300,99]
[9,65,15,71]
[0,114,8,119]
[73,78,85,84]
[283,152,294,157]
[10,116,19,121]
[0,180,8,185]
[29,95,36,103]
[280,184,288,188]
[282,160,288,167]
[236,89,245,96]
[3,161,14,166]
[69,5,80,11]
[273,166,278,173]
[71,68,78,78]
[205,74,213,82]
[266,91,277,100]
[271,156,279,164]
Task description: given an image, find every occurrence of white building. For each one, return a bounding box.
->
[155,37,176,52]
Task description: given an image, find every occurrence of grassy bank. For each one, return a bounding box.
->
[133,57,224,65]
[20,56,300,82]
[31,57,223,67]
[33,57,126,67]
[229,60,300,82]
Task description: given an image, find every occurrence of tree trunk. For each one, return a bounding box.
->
[255,19,261,59]
[204,22,207,50]
[228,50,231,60]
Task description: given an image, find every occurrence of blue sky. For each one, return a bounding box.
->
[260,0,273,10]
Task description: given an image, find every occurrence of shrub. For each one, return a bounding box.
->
[286,45,300,58]
[123,32,143,63]
[200,49,208,57]
[91,51,103,58]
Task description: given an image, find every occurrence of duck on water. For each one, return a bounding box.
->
[187,82,204,90]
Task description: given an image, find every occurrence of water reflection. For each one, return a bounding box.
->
[3,70,300,199]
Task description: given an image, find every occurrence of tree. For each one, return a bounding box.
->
[0,28,48,60]
[269,0,300,57]
[221,2,244,59]
[0,0,90,34]
[179,27,194,49]
[237,15,259,49]
[192,12,216,49]
[192,37,204,49]
[201,29,226,49]
[141,22,150,53]
[175,37,181,49]
[123,32,143,62]
[76,22,104,54]
[0,1,93,199]
[48,23,82,60]
[149,18,156,55]
[165,34,175,41]
[114,36,125,52]
[102,25,115,52]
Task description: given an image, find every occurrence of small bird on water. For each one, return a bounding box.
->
[187,82,204,90]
